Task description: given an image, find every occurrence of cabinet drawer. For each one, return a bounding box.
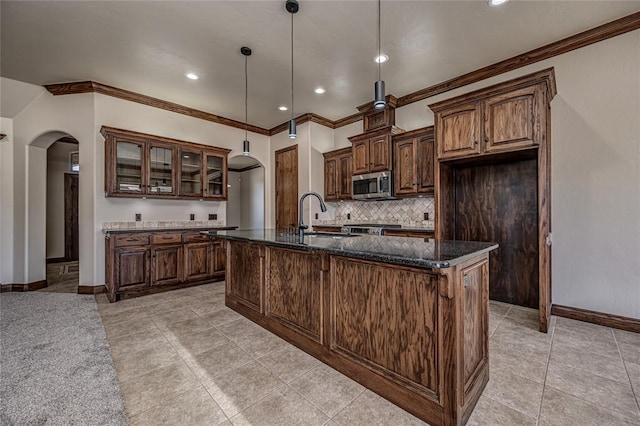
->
[183,233,210,243]
[151,233,182,245]
[114,234,150,247]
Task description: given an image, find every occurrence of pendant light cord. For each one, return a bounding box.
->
[377,0,381,81]
[244,53,248,141]
[291,11,294,121]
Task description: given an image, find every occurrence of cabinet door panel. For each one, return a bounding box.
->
[393,139,416,196]
[417,134,435,192]
[352,140,370,175]
[485,86,538,153]
[152,245,183,286]
[437,103,481,160]
[115,247,150,289]
[148,143,175,195]
[114,140,145,194]
[204,152,226,199]
[338,154,352,199]
[266,247,323,342]
[369,135,391,172]
[179,150,202,196]
[184,242,212,281]
[324,157,338,201]
[227,241,263,312]
[462,260,488,389]
[213,242,226,274]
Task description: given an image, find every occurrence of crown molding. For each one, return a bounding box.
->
[44,81,271,136]
[44,11,640,138]
[397,11,640,107]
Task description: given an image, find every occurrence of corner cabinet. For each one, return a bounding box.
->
[349,126,404,175]
[323,147,352,201]
[392,126,434,197]
[102,126,230,200]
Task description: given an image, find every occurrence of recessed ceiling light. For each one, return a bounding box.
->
[278,106,288,111]
[185,73,199,80]
[314,87,326,94]
[374,54,388,64]
[488,0,509,6]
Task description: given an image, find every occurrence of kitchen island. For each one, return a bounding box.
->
[214,229,498,426]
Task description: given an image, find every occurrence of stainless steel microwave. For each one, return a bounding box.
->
[352,171,393,200]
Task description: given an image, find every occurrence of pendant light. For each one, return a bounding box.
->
[286,0,299,139]
[241,46,252,155]
[374,0,386,110]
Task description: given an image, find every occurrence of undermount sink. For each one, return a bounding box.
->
[305,232,359,238]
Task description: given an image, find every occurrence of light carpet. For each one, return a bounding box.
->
[0,292,128,425]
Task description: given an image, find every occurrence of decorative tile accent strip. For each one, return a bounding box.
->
[102,220,225,230]
[315,197,435,229]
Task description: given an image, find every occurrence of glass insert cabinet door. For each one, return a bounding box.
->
[149,144,174,195]
[115,141,143,192]
[180,150,202,196]
[205,153,225,197]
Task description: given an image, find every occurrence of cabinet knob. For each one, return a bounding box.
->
[484,137,489,143]
[473,140,479,145]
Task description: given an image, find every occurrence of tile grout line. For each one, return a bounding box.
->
[613,330,640,417]
[535,315,556,425]
[489,306,510,338]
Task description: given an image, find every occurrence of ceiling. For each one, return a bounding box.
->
[2,1,639,128]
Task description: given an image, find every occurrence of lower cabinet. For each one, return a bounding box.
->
[184,242,213,282]
[105,230,225,302]
[151,245,183,286]
[114,246,150,290]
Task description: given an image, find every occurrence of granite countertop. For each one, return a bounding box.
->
[210,229,497,269]
[313,223,435,232]
[103,226,238,234]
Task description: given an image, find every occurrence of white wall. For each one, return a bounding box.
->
[240,167,265,230]
[227,171,242,228]
[0,118,15,284]
[46,141,78,259]
[390,31,640,319]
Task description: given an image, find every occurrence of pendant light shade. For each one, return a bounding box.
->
[374,0,386,110]
[241,46,252,155]
[286,0,298,139]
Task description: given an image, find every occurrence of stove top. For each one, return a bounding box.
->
[347,223,402,229]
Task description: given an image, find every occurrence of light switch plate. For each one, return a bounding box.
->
[135,213,141,222]
[209,214,217,220]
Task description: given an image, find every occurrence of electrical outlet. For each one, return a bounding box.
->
[209,213,217,220]
[190,214,195,221]
[423,212,429,221]
[135,213,141,222]
[347,213,351,220]
[315,213,318,220]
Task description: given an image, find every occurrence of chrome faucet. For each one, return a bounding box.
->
[298,191,327,241]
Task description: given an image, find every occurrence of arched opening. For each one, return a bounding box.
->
[28,130,81,293]
[226,155,265,230]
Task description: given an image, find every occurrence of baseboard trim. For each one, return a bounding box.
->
[78,285,106,295]
[551,304,640,334]
[0,280,48,292]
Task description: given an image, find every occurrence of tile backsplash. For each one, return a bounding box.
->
[316,197,435,229]
[102,220,226,231]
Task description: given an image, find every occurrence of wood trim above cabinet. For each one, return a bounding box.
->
[46,81,271,136]
[551,304,640,334]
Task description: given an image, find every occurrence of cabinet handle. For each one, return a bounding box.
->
[126,238,138,242]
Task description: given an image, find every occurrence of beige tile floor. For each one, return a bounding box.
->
[96,282,640,426]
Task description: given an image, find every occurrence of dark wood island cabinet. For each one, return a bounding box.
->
[218,229,497,426]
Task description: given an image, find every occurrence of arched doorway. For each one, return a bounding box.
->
[226,155,265,230]
[28,131,81,293]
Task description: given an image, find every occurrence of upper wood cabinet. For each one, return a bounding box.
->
[431,83,544,161]
[323,147,352,201]
[102,126,230,200]
[392,126,434,197]
[349,126,402,176]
